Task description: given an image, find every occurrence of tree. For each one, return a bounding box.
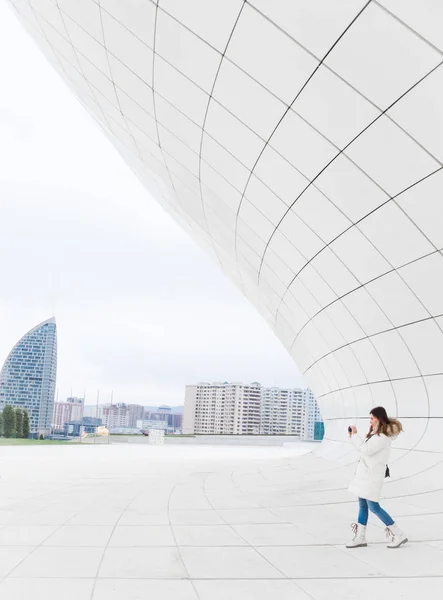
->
[15,409,24,439]
[0,412,3,437]
[39,433,44,440]
[22,410,30,439]
[3,405,16,438]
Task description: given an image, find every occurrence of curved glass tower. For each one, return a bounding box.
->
[0,317,57,436]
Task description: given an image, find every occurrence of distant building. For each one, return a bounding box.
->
[169,412,183,431]
[184,382,322,439]
[127,404,144,427]
[100,403,129,428]
[301,391,323,441]
[65,416,102,436]
[261,387,321,440]
[83,405,99,418]
[53,397,84,431]
[137,419,168,431]
[83,403,181,431]
[53,402,72,431]
[183,382,261,435]
[144,405,183,432]
[314,421,325,441]
[0,317,57,436]
[67,397,84,421]
[150,412,183,431]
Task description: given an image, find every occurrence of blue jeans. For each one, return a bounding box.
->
[358,497,394,526]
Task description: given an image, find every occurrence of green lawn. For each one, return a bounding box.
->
[0,438,78,445]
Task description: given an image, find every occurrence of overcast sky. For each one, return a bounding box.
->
[0,4,305,406]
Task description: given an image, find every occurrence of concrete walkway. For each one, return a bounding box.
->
[0,443,441,599]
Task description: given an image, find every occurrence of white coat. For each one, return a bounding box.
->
[348,432,393,502]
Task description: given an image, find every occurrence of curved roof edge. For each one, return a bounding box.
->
[26,316,56,337]
[0,317,57,376]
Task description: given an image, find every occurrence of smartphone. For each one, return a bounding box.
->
[348,426,352,433]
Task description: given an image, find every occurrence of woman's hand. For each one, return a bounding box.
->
[351,426,357,435]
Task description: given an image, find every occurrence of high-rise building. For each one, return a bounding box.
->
[184,382,261,435]
[52,396,84,431]
[170,413,183,432]
[261,387,321,440]
[0,317,57,436]
[67,396,84,422]
[127,404,144,428]
[100,403,129,429]
[261,387,301,436]
[52,402,72,432]
[184,382,322,439]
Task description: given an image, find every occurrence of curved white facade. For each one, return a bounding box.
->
[6,1,443,479]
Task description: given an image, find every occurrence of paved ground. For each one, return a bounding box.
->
[0,443,441,599]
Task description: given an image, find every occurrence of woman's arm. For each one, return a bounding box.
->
[351,433,390,456]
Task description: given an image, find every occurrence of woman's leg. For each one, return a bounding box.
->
[346,498,368,547]
[358,497,369,526]
[367,501,408,547]
[367,500,395,526]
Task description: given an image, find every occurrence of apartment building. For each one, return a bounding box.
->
[184,382,323,440]
[127,404,144,427]
[100,403,129,429]
[261,387,320,440]
[184,382,261,435]
[52,397,84,431]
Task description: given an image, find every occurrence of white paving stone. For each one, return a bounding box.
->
[43,525,113,547]
[297,577,443,600]
[0,525,58,546]
[10,546,103,578]
[180,546,282,579]
[258,545,384,578]
[194,579,312,600]
[0,547,34,577]
[92,579,198,600]
[232,523,320,546]
[173,524,247,546]
[109,525,175,547]
[0,578,94,600]
[98,547,187,579]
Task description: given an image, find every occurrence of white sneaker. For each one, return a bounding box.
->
[346,523,367,548]
[385,523,408,548]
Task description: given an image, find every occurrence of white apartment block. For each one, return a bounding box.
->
[184,383,322,440]
[183,382,261,435]
[261,387,320,440]
[100,403,129,429]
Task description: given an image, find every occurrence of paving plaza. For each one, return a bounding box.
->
[0,442,441,599]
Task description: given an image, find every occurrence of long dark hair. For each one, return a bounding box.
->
[367,406,403,438]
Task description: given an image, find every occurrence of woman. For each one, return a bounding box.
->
[347,406,408,549]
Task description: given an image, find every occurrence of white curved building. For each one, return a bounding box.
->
[0,317,57,435]
[6,2,442,476]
